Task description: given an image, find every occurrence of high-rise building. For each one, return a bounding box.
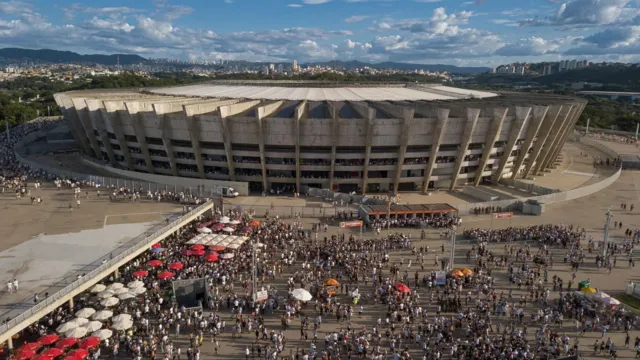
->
[292,60,298,71]
[543,65,552,76]
[515,66,525,75]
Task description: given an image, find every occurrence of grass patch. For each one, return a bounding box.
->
[612,293,640,311]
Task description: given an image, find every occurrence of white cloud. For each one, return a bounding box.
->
[302,0,331,4]
[495,37,562,56]
[520,0,636,27]
[345,15,368,23]
[414,0,442,3]
[287,4,303,7]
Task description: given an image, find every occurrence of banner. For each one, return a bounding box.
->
[435,271,446,285]
[340,220,362,228]
[493,212,513,219]
[256,290,268,302]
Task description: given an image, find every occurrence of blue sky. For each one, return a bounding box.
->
[0,0,639,66]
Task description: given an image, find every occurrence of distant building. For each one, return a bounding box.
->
[292,60,298,72]
[515,66,525,75]
[543,65,552,76]
[575,90,640,101]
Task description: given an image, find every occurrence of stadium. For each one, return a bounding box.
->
[54,81,587,195]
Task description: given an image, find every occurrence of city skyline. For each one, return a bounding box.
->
[0,0,638,66]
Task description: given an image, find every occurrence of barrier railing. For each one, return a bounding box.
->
[0,200,213,339]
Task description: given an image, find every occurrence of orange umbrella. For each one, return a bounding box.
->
[210,245,226,251]
[249,220,261,227]
[461,268,473,276]
[325,279,339,286]
[450,269,464,277]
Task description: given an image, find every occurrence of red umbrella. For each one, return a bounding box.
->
[151,243,162,249]
[210,245,226,251]
[38,334,60,345]
[190,244,204,251]
[42,347,65,358]
[78,337,100,350]
[132,270,148,277]
[157,271,174,280]
[168,262,184,270]
[16,349,36,360]
[66,348,89,359]
[32,355,52,360]
[147,260,163,267]
[395,283,411,293]
[189,250,205,256]
[19,342,42,352]
[205,254,218,262]
[55,337,78,349]
[209,251,219,257]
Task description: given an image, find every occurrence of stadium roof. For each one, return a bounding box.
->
[149,84,497,102]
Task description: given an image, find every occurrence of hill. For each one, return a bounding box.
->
[0,48,146,66]
[536,66,640,88]
[303,60,490,74]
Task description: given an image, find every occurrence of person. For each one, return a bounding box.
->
[6,281,12,294]
[12,279,18,292]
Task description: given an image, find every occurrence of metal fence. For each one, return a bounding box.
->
[233,204,354,219]
[301,186,387,206]
[0,200,213,341]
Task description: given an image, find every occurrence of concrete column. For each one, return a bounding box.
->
[294,101,307,194]
[68,297,74,311]
[156,108,179,176]
[6,336,12,350]
[473,108,507,186]
[184,99,240,179]
[124,102,155,173]
[114,268,120,279]
[536,105,577,173]
[71,98,102,157]
[422,108,450,193]
[103,101,135,170]
[328,103,340,192]
[349,102,376,195]
[510,105,549,179]
[219,100,262,182]
[449,108,480,191]
[85,99,117,167]
[376,104,414,194]
[491,106,532,183]
[257,101,284,191]
[523,105,563,178]
[54,94,91,155]
[548,103,586,168]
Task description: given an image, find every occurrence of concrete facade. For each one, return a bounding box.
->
[55,85,587,194]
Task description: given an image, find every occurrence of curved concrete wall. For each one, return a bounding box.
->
[54,89,587,195]
[454,137,621,215]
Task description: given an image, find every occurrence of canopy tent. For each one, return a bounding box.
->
[186,234,249,250]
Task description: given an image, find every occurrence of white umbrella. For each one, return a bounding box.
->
[84,321,103,332]
[603,297,621,305]
[229,220,241,225]
[118,292,136,300]
[75,307,96,318]
[291,288,313,302]
[96,290,114,299]
[111,319,133,331]
[90,284,106,293]
[106,282,124,291]
[219,216,230,223]
[92,329,113,341]
[100,297,120,307]
[56,322,77,334]
[92,310,113,321]
[222,227,234,233]
[72,317,89,326]
[112,314,132,323]
[130,286,147,295]
[65,326,88,338]
[221,253,234,259]
[198,227,212,234]
[113,287,130,295]
[127,280,145,289]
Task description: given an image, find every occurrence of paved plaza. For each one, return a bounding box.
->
[1,138,639,359]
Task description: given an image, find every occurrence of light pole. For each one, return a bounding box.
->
[602,209,612,258]
[449,227,456,271]
[252,239,259,302]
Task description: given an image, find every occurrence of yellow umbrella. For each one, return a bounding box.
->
[461,268,473,276]
[325,279,340,286]
[582,287,597,293]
